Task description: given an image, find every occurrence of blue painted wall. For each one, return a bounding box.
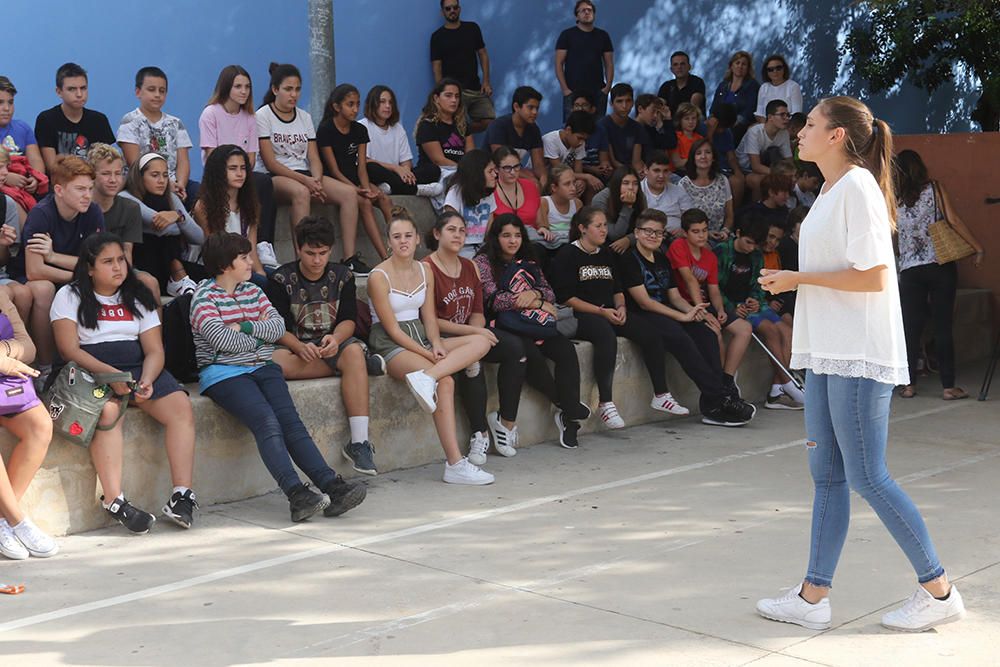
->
[4,1,980,179]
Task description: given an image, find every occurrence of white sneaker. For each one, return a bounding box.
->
[783,380,806,404]
[881,585,966,632]
[416,182,444,197]
[166,275,198,297]
[377,183,392,195]
[465,361,481,378]
[651,392,690,416]
[443,458,495,485]
[599,402,625,429]
[11,517,58,558]
[756,583,832,630]
[0,519,29,560]
[487,411,517,457]
[256,241,281,268]
[467,431,490,466]
[405,370,438,413]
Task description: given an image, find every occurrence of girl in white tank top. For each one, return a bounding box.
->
[536,165,582,250]
[366,210,495,485]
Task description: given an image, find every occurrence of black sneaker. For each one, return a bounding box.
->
[288,483,330,522]
[103,495,156,534]
[553,409,580,449]
[322,477,367,517]
[341,254,371,276]
[342,440,378,476]
[724,373,742,399]
[162,489,199,529]
[701,396,755,427]
[365,352,386,376]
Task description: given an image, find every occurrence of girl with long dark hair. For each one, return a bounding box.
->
[473,213,591,448]
[199,65,277,250]
[317,83,389,261]
[757,97,966,632]
[192,145,267,286]
[50,233,198,533]
[893,149,984,400]
[121,153,206,296]
[590,166,645,251]
[443,149,497,257]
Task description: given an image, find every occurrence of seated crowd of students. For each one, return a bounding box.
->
[0,48,823,559]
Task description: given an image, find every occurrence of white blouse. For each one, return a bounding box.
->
[791,167,908,386]
[755,79,804,117]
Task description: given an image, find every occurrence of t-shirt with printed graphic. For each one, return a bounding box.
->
[0,119,37,155]
[34,106,115,159]
[542,129,586,167]
[444,185,496,257]
[550,241,621,308]
[423,256,484,325]
[415,119,467,167]
[667,237,718,304]
[50,284,159,346]
[116,109,193,180]
[618,247,677,311]
[316,119,370,185]
[254,105,316,174]
[265,261,357,344]
[720,248,754,305]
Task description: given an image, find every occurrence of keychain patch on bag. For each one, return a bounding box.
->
[49,402,66,420]
[93,386,108,399]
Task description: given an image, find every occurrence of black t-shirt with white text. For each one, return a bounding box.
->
[430,22,486,91]
[415,119,467,166]
[34,105,116,158]
[550,242,620,308]
[316,119,370,185]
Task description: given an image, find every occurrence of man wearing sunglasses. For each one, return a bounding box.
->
[555,0,615,122]
[735,99,792,200]
[430,1,496,134]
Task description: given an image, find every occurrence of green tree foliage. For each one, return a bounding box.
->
[847,0,999,130]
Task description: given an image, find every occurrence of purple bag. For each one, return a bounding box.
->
[0,313,40,415]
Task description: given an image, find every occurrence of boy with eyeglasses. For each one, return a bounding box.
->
[736,99,792,200]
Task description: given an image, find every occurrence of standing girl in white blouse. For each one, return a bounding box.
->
[756,96,964,633]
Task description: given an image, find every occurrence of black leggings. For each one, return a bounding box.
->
[457,329,587,431]
[133,234,185,293]
[253,172,277,243]
[574,310,668,402]
[411,161,443,186]
[900,261,957,388]
[641,311,727,409]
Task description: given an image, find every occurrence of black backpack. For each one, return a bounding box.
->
[161,293,199,384]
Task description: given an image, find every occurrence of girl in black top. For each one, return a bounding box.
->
[549,206,685,430]
[317,84,389,261]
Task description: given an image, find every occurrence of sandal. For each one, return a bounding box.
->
[942,387,969,401]
[898,385,917,398]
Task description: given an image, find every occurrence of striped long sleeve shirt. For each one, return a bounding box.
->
[190,279,286,369]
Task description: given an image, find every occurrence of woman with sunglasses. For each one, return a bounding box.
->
[755,55,803,123]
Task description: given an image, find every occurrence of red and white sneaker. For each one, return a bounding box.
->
[651,392,690,416]
[599,402,625,429]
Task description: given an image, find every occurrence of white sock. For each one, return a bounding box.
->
[173,486,191,496]
[783,381,805,402]
[103,493,125,509]
[770,383,783,397]
[349,416,370,443]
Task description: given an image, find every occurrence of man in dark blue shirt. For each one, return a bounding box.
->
[555,0,614,121]
[430,0,495,133]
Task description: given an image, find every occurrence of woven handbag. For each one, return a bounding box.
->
[927,182,975,265]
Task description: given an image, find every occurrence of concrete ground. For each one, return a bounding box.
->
[1,370,998,666]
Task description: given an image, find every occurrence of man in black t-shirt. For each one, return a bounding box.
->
[555,0,615,121]
[34,63,116,173]
[485,86,545,183]
[656,51,707,116]
[266,216,384,477]
[430,0,495,133]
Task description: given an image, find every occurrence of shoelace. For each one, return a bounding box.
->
[898,590,932,616]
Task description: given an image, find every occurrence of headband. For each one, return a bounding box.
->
[138,152,166,171]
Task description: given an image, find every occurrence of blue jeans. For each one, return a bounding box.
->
[804,370,945,588]
[203,363,337,496]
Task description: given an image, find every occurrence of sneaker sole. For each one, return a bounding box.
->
[291,497,331,522]
[765,400,804,410]
[162,506,193,529]
[756,608,831,631]
[881,609,966,633]
[324,485,367,517]
[26,545,60,558]
[701,417,749,427]
[342,446,378,476]
[553,411,578,449]
[405,375,437,413]
[0,546,29,560]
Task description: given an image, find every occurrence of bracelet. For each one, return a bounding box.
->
[1,339,10,356]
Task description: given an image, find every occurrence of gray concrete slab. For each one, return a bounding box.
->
[1,370,997,666]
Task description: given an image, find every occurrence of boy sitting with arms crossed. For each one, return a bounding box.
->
[266,216,384,476]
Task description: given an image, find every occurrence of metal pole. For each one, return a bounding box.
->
[308,0,335,123]
[750,332,805,392]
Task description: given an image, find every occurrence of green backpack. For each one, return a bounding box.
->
[46,363,136,447]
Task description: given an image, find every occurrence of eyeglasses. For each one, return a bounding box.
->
[498,165,519,173]
[443,4,459,11]
[636,227,665,239]
[767,65,785,72]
